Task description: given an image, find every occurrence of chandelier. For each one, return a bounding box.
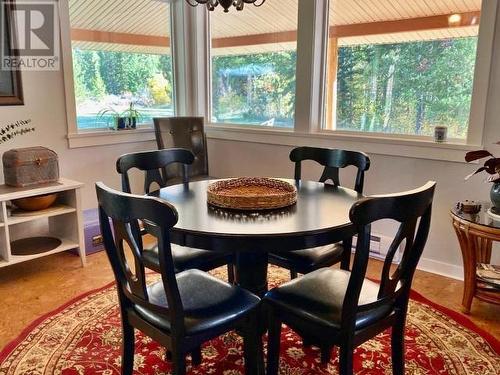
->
[186,0,266,13]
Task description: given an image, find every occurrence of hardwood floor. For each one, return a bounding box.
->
[0,250,498,350]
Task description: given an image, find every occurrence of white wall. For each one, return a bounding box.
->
[0,69,155,208]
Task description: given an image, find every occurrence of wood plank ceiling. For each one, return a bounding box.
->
[69,0,482,55]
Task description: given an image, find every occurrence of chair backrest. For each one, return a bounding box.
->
[154,117,208,179]
[95,182,187,334]
[342,181,436,328]
[290,146,370,193]
[116,148,194,194]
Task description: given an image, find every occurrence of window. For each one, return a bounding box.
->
[324,1,482,140]
[69,0,174,131]
[209,2,298,128]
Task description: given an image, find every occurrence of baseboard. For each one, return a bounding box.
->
[416,257,464,281]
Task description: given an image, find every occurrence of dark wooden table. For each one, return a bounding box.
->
[153,179,362,297]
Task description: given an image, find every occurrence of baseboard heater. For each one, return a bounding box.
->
[351,233,402,263]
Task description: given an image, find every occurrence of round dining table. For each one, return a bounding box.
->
[152,179,362,297]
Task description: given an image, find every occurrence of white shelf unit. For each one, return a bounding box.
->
[0,178,86,268]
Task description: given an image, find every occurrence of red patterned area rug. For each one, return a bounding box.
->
[0,266,498,375]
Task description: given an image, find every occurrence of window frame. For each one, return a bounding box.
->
[203,0,497,162]
[320,0,495,145]
[60,0,176,148]
[60,0,498,157]
[206,1,302,131]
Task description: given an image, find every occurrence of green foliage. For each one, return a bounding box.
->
[73,49,105,99]
[74,37,478,136]
[148,73,172,105]
[212,51,296,125]
[72,48,173,105]
[97,51,159,95]
[336,37,478,138]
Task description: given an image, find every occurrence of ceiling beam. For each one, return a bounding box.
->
[330,11,481,38]
[212,30,297,48]
[71,28,170,47]
[70,10,480,50]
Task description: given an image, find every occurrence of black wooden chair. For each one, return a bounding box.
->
[264,181,436,375]
[96,182,263,375]
[268,146,371,278]
[116,148,234,282]
[154,117,209,183]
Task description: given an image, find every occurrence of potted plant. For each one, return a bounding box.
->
[96,103,142,130]
[96,107,126,130]
[465,145,500,210]
[120,102,142,129]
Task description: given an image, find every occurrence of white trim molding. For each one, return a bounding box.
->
[294,0,329,133]
[206,124,480,163]
[67,128,156,148]
[468,0,499,146]
[417,257,464,281]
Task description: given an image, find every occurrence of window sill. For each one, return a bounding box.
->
[205,124,481,163]
[67,127,156,148]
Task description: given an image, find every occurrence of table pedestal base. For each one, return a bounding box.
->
[234,252,269,298]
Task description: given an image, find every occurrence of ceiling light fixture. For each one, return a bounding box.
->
[186,0,266,13]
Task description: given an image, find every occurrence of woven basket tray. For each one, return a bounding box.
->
[207,177,297,210]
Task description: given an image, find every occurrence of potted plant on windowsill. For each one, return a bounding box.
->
[465,145,500,211]
[120,102,142,129]
[96,107,125,130]
[96,103,143,130]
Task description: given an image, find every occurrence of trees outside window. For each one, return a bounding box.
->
[333,38,478,139]
[72,50,173,130]
[212,52,296,128]
[210,3,298,128]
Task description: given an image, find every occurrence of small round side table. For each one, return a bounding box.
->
[451,203,500,314]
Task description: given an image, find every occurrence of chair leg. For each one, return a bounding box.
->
[290,270,298,279]
[172,347,186,375]
[266,310,282,375]
[243,315,264,375]
[320,345,331,365]
[302,337,312,348]
[338,345,354,375]
[165,349,172,361]
[121,319,135,375]
[391,317,406,375]
[227,263,235,284]
[340,238,352,270]
[191,346,202,366]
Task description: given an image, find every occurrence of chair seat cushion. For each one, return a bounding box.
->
[134,269,260,336]
[143,244,230,273]
[264,268,392,331]
[269,244,344,271]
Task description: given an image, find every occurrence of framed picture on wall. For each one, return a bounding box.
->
[0,1,23,106]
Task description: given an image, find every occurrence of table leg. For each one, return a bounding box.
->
[452,220,493,314]
[453,222,476,314]
[233,252,267,374]
[234,251,269,298]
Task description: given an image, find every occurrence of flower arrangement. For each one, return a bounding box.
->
[0,119,35,144]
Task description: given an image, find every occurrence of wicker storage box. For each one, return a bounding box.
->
[3,147,59,187]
